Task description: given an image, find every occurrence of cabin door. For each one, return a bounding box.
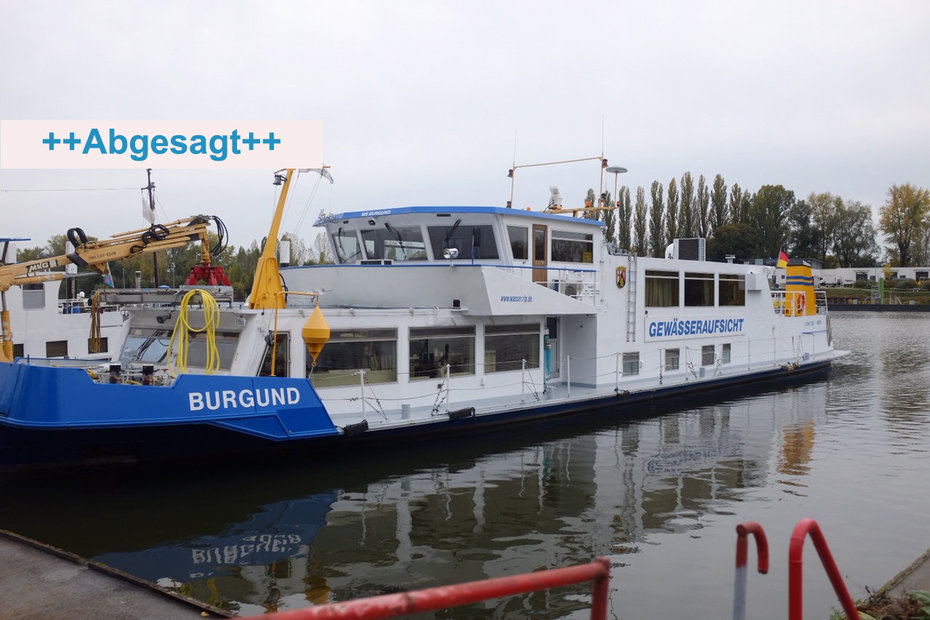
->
[532,224,548,285]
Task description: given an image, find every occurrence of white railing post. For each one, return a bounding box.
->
[445,364,451,409]
[615,352,620,392]
[521,358,527,403]
[565,355,572,398]
[359,368,366,418]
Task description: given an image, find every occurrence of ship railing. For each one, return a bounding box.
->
[316,331,822,417]
[243,557,611,620]
[493,264,600,304]
[770,290,828,316]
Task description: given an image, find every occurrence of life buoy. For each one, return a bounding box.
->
[795,292,806,315]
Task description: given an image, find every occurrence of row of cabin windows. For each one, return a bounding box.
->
[12,338,109,359]
[623,343,734,375]
[289,324,541,387]
[333,222,593,265]
[644,271,746,307]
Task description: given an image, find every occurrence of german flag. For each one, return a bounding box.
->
[777,251,789,269]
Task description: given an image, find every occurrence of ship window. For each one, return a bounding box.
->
[665,348,680,371]
[310,328,397,387]
[46,340,67,357]
[120,328,236,370]
[508,226,528,260]
[622,352,640,375]
[361,225,428,261]
[88,337,108,354]
[332,228,361,264]
[427,224,499,260]
[13,343,23,358]
[485,324,540,373]
[719,274,745,306]
[410,326,475,379]
[259,333,289,377]
[22,283,45,310]
[685,272,714,306]
[722,343,731,364]
[702,345,715,366]
[551,230,593,263]
[645,270,679,307]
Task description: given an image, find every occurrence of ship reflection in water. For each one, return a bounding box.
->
[3,314,927,619]
[0,383,821,618]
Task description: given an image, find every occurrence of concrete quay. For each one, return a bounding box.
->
[0,528,231,619]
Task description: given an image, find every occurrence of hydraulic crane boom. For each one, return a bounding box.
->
[0,215,225,363]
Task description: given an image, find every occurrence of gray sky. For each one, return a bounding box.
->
[1,0,928,252]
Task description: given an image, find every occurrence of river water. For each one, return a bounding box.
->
[0,312,927,619]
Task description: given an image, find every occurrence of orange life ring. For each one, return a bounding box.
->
[795,292,806,315]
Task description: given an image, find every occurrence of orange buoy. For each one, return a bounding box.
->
[302,304,330,366]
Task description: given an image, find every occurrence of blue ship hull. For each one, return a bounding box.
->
[0,359,833,474]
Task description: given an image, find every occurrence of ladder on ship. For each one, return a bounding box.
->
[626,255,637,342]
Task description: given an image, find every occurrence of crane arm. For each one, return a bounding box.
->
[0,215,215,293]
[0,215,221,363]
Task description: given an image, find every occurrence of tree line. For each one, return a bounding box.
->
[15,176,930,301]
[587,173,929,269]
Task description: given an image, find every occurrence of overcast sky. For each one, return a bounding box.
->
[1,1,928,253]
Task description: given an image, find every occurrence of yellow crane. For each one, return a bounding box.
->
[0,215,223,363]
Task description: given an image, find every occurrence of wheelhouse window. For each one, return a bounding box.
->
[361,225,427,261]
[551,230,593,263]
[484,324,540,372]
[685,272,714,306]
[508,226,528,260]
[427,223,499,260]
[664,348,680,371]
[120,328,237,370]
[719,274,746,306]
[310,329,397,387]
[410,326,475,379]
[645,270,679,307]
[332,228,362,264]
[622,352,640,375]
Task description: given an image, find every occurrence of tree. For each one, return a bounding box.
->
[310,232,334,264]
[600,191,617,244]
[832,200,879,267]
[583,189,598,220]
[633,186,648,256]
[666,177,679,241]
[697,174,710,238]
[706,222,758,262]
[786,199,819,261]
[711,174,728,230]
[878,183,930,267]
[729,183,750,224]
[617,186,632,250]
[678,172,695,237]
[807,192,842,264]
[648,181,665,257]
[750,185,795,259]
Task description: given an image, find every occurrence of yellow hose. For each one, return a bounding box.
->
[167,289,220,377]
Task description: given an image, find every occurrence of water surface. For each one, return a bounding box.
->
[1,312,926,619]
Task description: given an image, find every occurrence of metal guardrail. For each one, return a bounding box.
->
[243,557,611,620]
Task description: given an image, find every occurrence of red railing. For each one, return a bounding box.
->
[244,557,611,620]
[788,518,859,620]
[733,518,861,620]
[733,521,769,620]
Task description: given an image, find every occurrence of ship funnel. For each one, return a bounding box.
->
[785,260,816,316]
